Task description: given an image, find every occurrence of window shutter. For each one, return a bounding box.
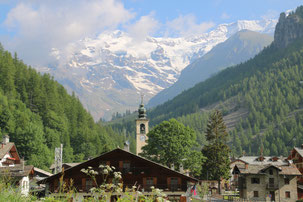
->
[106,161,110,166]
[178,178,181,185]
[153,177,157,186]
[167,177,171,186]
[119,161,123,170]
[143,177,147,187]
[82,178,86,191]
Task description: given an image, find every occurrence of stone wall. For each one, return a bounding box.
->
[243,168,298,201]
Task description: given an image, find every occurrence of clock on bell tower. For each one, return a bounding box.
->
[136,96,149,155]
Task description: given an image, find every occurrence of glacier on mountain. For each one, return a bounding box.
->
[40,19,277,120]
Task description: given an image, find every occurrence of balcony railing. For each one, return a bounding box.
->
[124,184,186,192]
[266,183,279,189]
[63,183,187,193]
[119,167,152,175]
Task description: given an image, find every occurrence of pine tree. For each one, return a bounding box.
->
[201,110,230,194]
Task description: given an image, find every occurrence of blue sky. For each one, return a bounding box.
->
[0,0,302,65]
[122,0,302,24]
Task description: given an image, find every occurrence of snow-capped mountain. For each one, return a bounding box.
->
[39,19,277,120]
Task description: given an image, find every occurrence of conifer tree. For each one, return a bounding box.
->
[201,110,230,194]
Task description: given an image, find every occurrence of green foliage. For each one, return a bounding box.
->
[141,118,204,176]
[0,44,122,169]
[206,110,228,144]
[201,110,230,194]
[143,25,303,157]
[0,176,37,201]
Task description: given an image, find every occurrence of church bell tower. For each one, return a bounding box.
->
[136,96,149,155]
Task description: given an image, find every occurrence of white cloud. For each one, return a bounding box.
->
[261,9,279,20]
[221,12,230,20]
[165,14,214,37]
[1,0,135,66]
[126,13,159,42]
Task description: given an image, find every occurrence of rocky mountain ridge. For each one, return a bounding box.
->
[274,6,303,48]
[38,19,277,120]
[148,30,273,107]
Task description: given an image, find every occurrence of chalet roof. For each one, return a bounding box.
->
[34,167,52,177]
[0,165,34,178]
[234,163,301,176]
[294,147,303,158]
[39,148,198,184]
[49,162,80,170]
[0,142,15,159]
[237,156,289,166]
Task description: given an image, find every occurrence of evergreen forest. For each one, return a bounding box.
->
[109,7,303,157]
[0,44,123,170]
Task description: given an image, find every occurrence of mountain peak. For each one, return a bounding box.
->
[274,6,303,48]
[40,19,277,120]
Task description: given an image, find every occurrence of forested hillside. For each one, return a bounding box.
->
[148,30,273,107]
[110,6,303,157]
[0,44,123,169]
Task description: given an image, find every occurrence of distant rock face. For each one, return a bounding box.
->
[274,6,303,48]
[38,19,277,121]
[148,30,273,107]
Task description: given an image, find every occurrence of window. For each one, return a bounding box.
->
[284,178,290,184]
[86,179,93,191]
[146,177,154,187]
[285,191,290,198]
[251,178,260,184]
[269,178,274,184]
[140,124,145,134]
[254,191,259,197]
[123,161,131,173]
[269,169,273,175]
[170,177,178,191]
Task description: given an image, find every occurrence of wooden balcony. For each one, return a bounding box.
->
[266,183,279,189]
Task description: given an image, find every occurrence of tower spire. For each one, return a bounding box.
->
[141,94,144,105]
[138,94,146,119]
[136,95,149,155]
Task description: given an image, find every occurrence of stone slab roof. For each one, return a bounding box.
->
[236,163,301,176]
[0,165,34,178]
[294,147,303,158]
[0,143,14,159]
[238,156,288,166]
[34,167,52,177]
[50,162,80,170]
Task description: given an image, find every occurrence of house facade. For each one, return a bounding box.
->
[39,148,198,201]
[288,145,303,199]
[0,135,34,196]
[232,156,300,201]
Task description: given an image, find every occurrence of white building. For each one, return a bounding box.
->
[0,135,34,196]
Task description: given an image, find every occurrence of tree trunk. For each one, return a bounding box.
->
[218,179,221,195]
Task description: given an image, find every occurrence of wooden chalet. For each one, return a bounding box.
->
[288,145,303,199]
[50,163,80,174]
[39,148,198,201]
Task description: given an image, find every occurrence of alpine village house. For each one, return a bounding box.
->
[232,156,301,201]
[0,135,34,196]
[39,101,198,201]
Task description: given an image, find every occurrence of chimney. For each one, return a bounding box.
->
[2,135,9,144]
[124,140,130,152]
[179,164,184,173]
[21,158,24,171]
[170,163,174,170]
